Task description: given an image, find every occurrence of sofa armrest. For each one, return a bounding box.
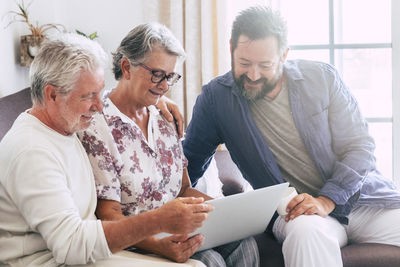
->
[341,243,400,267]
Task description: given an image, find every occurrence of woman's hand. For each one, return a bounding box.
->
[156,96,184,138]
[155,234,204,263]
[157,197,213,234]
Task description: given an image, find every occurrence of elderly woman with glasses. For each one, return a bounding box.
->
[78,23,259,267]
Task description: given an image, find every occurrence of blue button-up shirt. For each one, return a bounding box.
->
[183,59,400,223]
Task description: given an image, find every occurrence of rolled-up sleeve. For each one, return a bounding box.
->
[318,65,375,211]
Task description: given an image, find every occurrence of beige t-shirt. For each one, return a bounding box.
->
[249,83,325,195]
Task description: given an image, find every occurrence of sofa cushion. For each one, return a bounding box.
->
[0,88,32,140]
[341,243,400,267]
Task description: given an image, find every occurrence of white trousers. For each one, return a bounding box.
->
[273,205,400,267]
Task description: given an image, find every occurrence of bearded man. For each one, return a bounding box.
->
[183,5,400,267]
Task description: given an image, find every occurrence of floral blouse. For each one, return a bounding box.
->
[78,97,186,216]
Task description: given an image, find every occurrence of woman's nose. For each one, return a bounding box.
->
[157,78,170,92]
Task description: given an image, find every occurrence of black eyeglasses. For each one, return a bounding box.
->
[138,63,181,86]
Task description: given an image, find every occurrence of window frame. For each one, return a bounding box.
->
[392,0,400,186]
[287,0,398,185]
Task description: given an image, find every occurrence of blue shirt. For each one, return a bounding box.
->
[183,59,400,223]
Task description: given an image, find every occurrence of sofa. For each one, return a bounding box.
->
[1,88,400,266]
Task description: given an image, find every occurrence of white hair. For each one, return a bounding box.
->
[29,33,109,105]
[112,22,185,80]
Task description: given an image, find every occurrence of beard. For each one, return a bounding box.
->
[232,60,283,101]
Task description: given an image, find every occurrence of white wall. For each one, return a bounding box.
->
[0,0,147,97]
[0,0,30,97]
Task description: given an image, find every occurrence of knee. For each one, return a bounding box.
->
[242,237,258,249]
[230,237,259,266]
[241,237,259,257]
[285,215,329,241]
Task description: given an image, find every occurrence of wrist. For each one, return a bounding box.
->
[152,236,164,255]
[135,236,162,255]
[317,195,336,213]
[148,208,164,234]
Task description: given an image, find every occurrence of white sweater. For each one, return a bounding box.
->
[0,112,111,266]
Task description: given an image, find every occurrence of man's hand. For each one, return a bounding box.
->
[156,96,184,138]
[156,197,213,234]
[285,194,335,222]
[155,234,204,263]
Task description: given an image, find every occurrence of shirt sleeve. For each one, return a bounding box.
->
[5,149,112,265]
[79,122,123,202]
[317,64,376,213]
[183,84,222,186]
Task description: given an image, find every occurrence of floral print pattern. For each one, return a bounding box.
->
[78,97,186,216]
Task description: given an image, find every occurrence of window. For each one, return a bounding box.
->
[224,0,398,183]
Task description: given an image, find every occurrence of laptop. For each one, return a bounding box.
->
[157,182,289,252]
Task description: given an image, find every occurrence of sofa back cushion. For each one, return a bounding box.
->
[0,88,32,141]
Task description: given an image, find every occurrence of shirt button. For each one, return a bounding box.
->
[151,151,157,157]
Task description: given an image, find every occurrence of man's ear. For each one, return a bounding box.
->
[43,84,57,103]
[230,40,233,55]
[121,58,132,79]
[282,48,290,62]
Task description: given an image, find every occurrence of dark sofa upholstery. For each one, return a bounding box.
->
[1,88,400,266]
[0,88,32,139]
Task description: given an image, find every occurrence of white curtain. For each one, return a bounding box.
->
[144,0,231,125]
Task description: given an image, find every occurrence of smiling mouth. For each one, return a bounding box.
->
[245,80,262,86]
[81,114,93,121]
[244,80,263,90]
[149,89,163,96]
[244,75,265,85]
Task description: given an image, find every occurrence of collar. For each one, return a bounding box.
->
[283,60,305,82]
[216,71,241,97]
[102,97,159,126]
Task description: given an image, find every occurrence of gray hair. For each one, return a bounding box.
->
[29,33,108,105]
[112,22,185,80]
[231,6,288,56]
